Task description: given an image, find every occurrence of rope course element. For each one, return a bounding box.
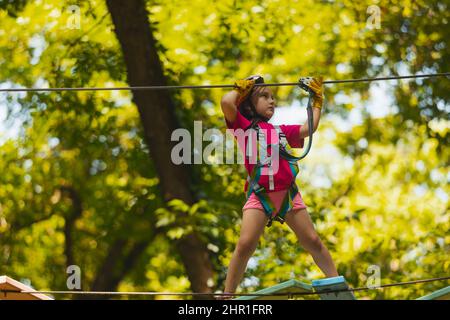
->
[0,72,449,93]
[1,275,449,298]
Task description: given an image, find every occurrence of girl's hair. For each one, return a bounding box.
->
[238,85,268,122]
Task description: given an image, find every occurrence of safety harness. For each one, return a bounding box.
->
[244,88,315,227]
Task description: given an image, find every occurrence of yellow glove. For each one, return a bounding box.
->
[298,76,324,109]
[233,75,263,106]
[234,79,255,106]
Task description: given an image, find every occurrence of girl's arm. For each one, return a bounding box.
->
[220,90,239,123]
[299,105,322,139]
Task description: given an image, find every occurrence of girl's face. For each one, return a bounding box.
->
[252,87,276,120]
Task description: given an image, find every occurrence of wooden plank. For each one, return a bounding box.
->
[416,286,450,300]
[0,276,53,300]
[233,279,313,300]
[312,276,357,300]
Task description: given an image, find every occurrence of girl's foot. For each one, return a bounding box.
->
[215,292,234,300]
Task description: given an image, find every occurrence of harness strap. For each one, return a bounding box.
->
[245,123,301,227]
[246,158,300,227]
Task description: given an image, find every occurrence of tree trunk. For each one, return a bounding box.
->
[105,0,214,294]
[60,185,83,269]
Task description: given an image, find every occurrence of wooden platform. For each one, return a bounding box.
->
[234,276,356,300]
[234,279,313,300]
[416,286,450,300]
[0,276,53,300]
[233,276,448,300]
[312,276,356,300]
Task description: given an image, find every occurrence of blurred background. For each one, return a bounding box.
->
[0,0,448,299]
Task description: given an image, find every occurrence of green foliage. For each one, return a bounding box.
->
[0,0,448,299]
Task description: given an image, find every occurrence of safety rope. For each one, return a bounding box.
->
[0,72,449,92]
[1,275,448,298]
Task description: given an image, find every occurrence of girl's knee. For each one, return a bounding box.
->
[236,238,258,257]
[302,233,323,253]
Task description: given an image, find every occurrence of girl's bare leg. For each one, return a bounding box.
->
[224,208,268,294]
[285,208,339,278]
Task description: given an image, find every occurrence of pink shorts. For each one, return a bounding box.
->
[243,189,307,217]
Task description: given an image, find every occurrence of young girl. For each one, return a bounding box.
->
[220,75,339,296]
